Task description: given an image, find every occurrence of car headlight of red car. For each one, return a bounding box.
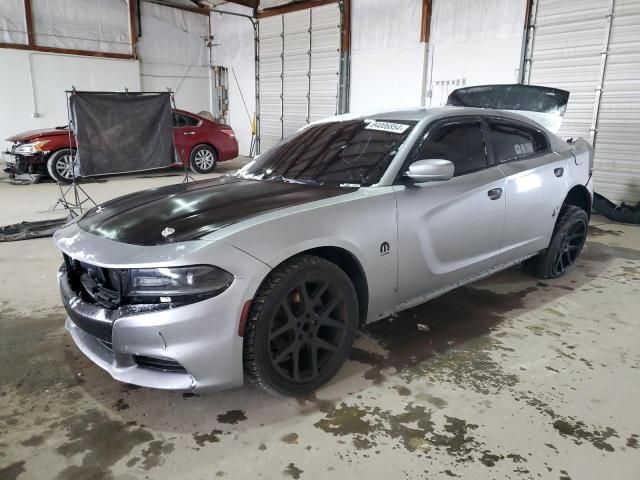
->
[14,140,50,155]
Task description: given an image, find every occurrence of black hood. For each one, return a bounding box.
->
[78,176,355,246]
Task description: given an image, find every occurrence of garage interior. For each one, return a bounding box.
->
[1,0,639,479]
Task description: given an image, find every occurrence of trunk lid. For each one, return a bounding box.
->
[447,84,570,133]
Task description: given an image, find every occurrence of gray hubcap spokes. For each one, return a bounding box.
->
[194,149,214,170]
[552,220,586,275]
[269,280,347,383]
[56,154,74,179]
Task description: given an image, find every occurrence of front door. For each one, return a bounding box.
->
[393,118,506,307]
[172,112,201,165]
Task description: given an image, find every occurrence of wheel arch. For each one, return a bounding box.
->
[562,184,592,218]
[247,245,370,327]
[190,142,219,159]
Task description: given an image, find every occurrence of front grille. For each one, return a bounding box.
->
[133,355,187,373]
[64,254,128,309]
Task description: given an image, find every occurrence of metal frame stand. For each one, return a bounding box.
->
[49,88,97,217]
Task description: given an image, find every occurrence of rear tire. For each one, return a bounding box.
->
[243,255,358,396]
[527,205,588,279]
[46,149,76,184]
[189,144,217,174]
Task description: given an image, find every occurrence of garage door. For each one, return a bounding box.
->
[523,0,640,202]
[258,3,342,152]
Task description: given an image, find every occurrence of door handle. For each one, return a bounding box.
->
[183,131,195,135]
[487,188,502,200]
[554,167,564,177]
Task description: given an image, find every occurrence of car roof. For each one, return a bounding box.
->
[304,106,558,139]
[365,106,543,126]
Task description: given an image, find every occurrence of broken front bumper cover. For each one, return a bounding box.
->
[54,221,270,392]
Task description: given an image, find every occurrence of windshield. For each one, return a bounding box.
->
[237,119,417,187]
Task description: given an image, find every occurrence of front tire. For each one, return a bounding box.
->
[189,144,217,174]
[243,255,358,396]
[46,149,76,184]
[528,205,588,279]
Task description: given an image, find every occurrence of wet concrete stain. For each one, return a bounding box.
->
[141,440,175,470]
[351,286,535,393]
[552,419,618,452]
[284,462,303,479]
[217,409,247,425]
[113,398,129,411]
[314,401,523,466]
[193,429,223,447]
[520,392,622,452]
[416,393,448,409]
[281,432,299,444]
[392,385,411,396]
[20,434,45,447]
[0,461,26,480]
[53,407,153,478]
[587,226,623,238]
[626,434,638,448]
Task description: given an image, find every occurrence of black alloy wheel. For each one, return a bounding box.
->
[551,220,587,276]
[529,205,589,279]
[244,255,358,395]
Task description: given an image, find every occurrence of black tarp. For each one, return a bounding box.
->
[70,92,174,177]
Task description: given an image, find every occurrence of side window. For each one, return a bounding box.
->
[172,113,185,127]
[416,121,487,176]
[182,114,199,127]
[487,119,548,163]
[172,113,198,128]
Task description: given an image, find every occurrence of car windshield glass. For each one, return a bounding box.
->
[237,119,417,187]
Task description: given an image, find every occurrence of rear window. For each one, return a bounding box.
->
[487,119,548,163]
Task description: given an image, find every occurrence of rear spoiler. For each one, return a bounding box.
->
[447,84,569,134]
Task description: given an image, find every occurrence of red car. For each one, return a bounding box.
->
[3,109,238,183]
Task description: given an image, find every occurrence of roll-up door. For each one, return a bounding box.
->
[258,3,342,153]
[523,0,640,202]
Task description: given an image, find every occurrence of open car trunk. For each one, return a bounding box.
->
[447,84,570,134]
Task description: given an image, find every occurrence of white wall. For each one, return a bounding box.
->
[0,0,213,150]
[0,49,139,147]
[349,0,426,112]
[427,0,527,106]
[210,4,256,157]
[138,2,213,115]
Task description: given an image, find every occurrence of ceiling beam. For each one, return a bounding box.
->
[257,0,335,19]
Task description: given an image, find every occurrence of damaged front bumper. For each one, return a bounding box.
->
[2,150,46,176]
[54,222,271,392]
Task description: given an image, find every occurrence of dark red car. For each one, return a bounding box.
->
[3,109,238,183]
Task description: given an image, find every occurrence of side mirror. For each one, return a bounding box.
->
[404,159,454,182]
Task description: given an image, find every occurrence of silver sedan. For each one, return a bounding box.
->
[54,85,593,395]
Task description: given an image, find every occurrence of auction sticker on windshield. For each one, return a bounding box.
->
[364,120,410,134]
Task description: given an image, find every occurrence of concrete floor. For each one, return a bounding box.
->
[1,165,639,480]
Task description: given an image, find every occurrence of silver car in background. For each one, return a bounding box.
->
[54,85,593,395]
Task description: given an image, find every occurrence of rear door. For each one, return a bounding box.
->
[393,117,506,307]
[484,117,569,262]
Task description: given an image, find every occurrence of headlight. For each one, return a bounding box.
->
[14,140,49,155]
[128,265,233,297]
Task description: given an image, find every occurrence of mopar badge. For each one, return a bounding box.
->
[161,227,175,238]
[380,241,390,256]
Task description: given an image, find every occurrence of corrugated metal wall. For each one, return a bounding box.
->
[524,0,640,203]
[594,0,640,203]
[258,3,341,152]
